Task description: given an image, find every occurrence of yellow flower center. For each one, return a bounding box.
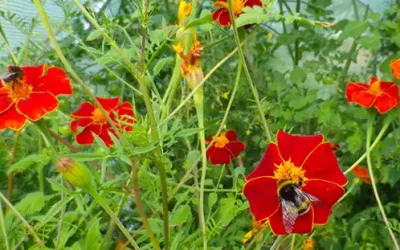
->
[7,81,32,100]
[92,108,107,124]
[214,133,230,148]
[273,160,305,185]
[368,80,382,96]
[214,0,246,15]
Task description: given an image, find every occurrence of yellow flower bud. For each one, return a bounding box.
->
[56,158,96,192]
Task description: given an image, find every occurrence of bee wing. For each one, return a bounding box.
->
[281,199,298,234]
[294,187,320,203]
[0,72,15,81]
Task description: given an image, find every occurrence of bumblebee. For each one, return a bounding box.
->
[0,66,23,86]
[277,179,319,234]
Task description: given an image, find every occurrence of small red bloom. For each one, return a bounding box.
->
[206,130,245,165]
[346,77,399,114]
[351,165,371,184]
[0,65,72,131]
[70,97,135,147]
[243,130,347,235]
[212,0,262,26]
[391,59,400,80]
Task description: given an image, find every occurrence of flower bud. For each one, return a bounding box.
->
[56,158,96,192]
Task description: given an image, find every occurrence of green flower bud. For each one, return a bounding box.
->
[56,158,96,192]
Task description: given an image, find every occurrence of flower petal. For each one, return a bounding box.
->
[75,124,102,145]
[97,97,120,112]
[301,143,347,186]
[268,205,314,235]
[98,124,116,147]
[302,179,345,225]
[16,92,58,121]
[18,65,45,85]
[0,105,27,131]
[0,91,14,114]
[246,143,282,180]
[225,129,238,141]
[71,102,95,118]
[277,130,324,167]
[226,141,245,157]
[212,9,231,26]
[351,91,377,108]
[70,118,93,133]
[345,83,369,103]
[391,59,400,80]
[207,146,232,165]
[34,66,73,96]
[243,176,280,221]
[374,94,398,114]
[245,0,262,7]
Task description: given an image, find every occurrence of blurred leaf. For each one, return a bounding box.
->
[8,154,50,174]
[14,192,45,216]
[339,21,368,41]
[171,205,191,226]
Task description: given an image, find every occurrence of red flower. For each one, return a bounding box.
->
[206,130,245,165]
[351,165,371,184]
[346,77,399,114]
[212,0,262,26]
[70,97,135,147]
[0,65,72,131]
[243,130,347,235]
[391,59,400,80]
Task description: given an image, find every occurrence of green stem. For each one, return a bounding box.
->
[366,116,399,250]
[227,0,272,142]
[351,0,360,20]
[278,0,295,64]
[270,235,283,250]
[193,88,208,249]
[131,159,161,250]
[0,192,44,246]
[0,20,18,65]
[7,131,20,206]
[344,114,394,175]
[294,0,301,66]
[90,190,140,250]
[34,0,120,135]
[290,234,296,250]
[161,56,182,120]
[0,200,10,250]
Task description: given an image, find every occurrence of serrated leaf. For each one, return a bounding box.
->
[236,6,269,28]
[339,21,368,41]
[8,154,50,174]
[208,193,218,211]
[14,192,45,216]
[84,217,102,250]
[356,35,381,52]
[47,178,74,194]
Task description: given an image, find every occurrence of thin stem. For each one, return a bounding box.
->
[351,0,360,20]
[277,0,295,64]
[290,234,296,250]
[366,116,399,250]
[7,131,20,204]
[227,0,272,142]
[0,201,10,250]
[161,56,182,120]
[270,235,283,250]
[131,159,161,250]
[344,114,394,175]
[0,192,44,246]
[90,190,140,250]
[33,0,119,135]
[294,0,301,66]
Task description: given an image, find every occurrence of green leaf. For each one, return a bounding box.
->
[339,21,368,41]
[153,57,173,76]
[185,13,212,29]
[8,154,50,174]
[185,150,201,170]
[86,29,103,41]
[171,205,191,226]
[59,152,108,162]
[208,193,218,211]
[47,178,74,194]
[346,131,363,154]
[175,128,203,138]
[14,192,45,216]
[236,6,269,28]
[356,35,381,52]
[290,67,306,83]
[84,217,102,250]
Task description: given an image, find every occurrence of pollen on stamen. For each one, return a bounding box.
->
[273,159,306,185]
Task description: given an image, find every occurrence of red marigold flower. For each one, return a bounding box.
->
[212,0,263,26]
[70,97,135,147]
[243,130,347,235]
[0,65,72,131]
[206,129,245,165]
[351,165,371,184]
[391,59,400,80]
[346,77,399,114]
